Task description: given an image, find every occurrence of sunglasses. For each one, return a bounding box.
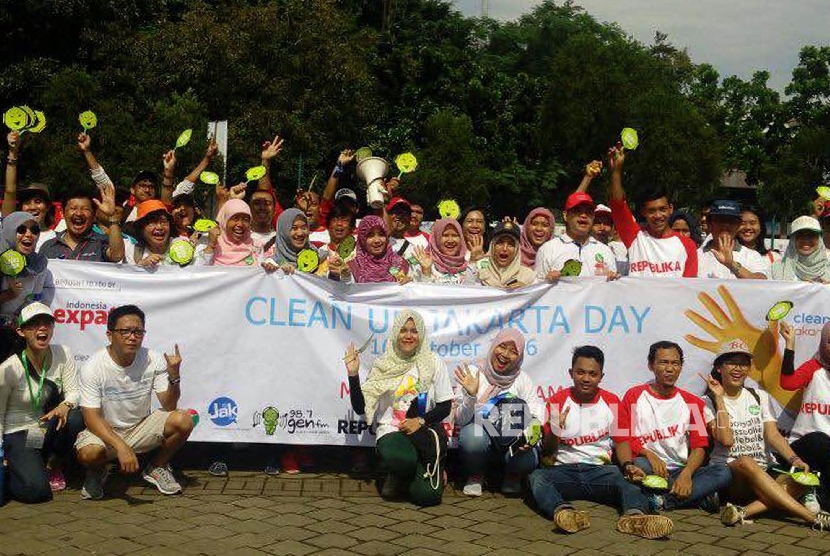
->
[16,223,41,235]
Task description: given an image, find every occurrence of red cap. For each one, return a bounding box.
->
[564,192,595,211]
[821,201,830,219]
[386,197,411,212]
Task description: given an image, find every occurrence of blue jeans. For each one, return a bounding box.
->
[458,422,538,479]
[633,457,731,510]
[528,463,650,517]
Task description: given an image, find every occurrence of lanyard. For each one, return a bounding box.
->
[21,351,49,414]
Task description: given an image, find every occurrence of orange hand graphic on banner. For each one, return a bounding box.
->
[684,285,800,412]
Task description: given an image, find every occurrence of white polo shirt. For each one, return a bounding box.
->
[534,233,616,280]
[697,238,769,279]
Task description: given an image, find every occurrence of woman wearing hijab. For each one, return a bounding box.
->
[347,216,410,284]
[453,329,540,497]
[701,335,827,527]
[771,216,830,282]
[780,321,830,514]
[520,208,555,267]
[0,211,50,362]
[477,221,535,289]
[344,310,453,506]
[0,302,83,503]
[261,208,333,277]
[203,199,271,266]
[411,218,477,285]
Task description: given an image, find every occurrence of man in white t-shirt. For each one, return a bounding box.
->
[697,200,768,279]
[606,146,698,277]
[528,346,673,538]
[75,305,193,499]
[535,193,617,281]
[621,341,732,512]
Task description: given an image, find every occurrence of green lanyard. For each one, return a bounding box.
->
[21,351,49,414]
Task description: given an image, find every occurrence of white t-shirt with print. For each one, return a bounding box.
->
[79,347,169,430]
[697,240,770,279]
[251,230,277,246]
[534,234,616,280]
[704,388,776,466]
[372,353,454,440]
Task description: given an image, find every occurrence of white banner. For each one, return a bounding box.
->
[46,261,827,445]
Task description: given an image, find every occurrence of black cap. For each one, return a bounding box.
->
[491,221,520,242]
[132,170,159,187]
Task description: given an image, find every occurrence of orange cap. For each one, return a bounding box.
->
[136,199,170,221]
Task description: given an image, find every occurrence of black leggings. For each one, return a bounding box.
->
[791,431,830,509]
[2,408,84,505]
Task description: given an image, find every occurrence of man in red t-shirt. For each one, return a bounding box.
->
[606,146,698,277]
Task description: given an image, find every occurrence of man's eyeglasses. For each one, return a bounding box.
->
[111,328,146,338]
[16,223,41,235]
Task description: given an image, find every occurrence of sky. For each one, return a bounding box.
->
[453,0,830,93]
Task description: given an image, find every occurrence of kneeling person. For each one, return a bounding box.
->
[75,305,193,499]
[528,346,673,539]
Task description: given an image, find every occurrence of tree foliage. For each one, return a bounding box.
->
[1,0,828,222]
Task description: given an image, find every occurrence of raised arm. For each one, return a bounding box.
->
[2,132,20,216]
[155,345,182,411]
[575,160,602,193]
[95,182,126,262]
[257,134,284,193]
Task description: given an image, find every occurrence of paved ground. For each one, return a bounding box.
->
[1,468,829,556]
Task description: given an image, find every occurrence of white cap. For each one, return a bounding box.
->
[594,204,612,214]
[790,215,822,236]
[716,338,752,359]
[335,188,358,202]
[18,301,54,327]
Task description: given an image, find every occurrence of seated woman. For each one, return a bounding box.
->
[702,336,828,527]
[347,216,410,284]
[771,216,830,282]
[780,321,830,513]
[343,310,453,506]
[477,222,535,289]
[1,211,50,362]
[454,329,539,496]
[0,302,84,503]
[411,218,477,285]
[520,208,555,267]
[202,199,271,266]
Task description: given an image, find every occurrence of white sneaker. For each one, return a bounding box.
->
[142,464,182,495]
[463,476,483,497]
[803,489,821,514]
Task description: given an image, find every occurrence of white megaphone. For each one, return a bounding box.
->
[356,157,390,209]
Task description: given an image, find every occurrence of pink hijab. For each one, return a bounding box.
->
[213,199,259,266]
[427,218,468,274]
[477,329,526,401]
[348,216,409,283]
[520,208,555,267]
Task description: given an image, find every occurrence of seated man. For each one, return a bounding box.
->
[621,341,732,512]
[75,305,193,499]
[529,346,673,539]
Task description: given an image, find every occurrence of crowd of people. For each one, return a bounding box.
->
[2,130,830,538]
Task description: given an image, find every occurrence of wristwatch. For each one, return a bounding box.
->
[62,401,76,409]
[417,417,425,426]
[168,375,181,385]
[731,261,742,275]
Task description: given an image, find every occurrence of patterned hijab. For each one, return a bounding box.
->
[362,310,436,424]
[771,232,830,283]
[348,216,408,283]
